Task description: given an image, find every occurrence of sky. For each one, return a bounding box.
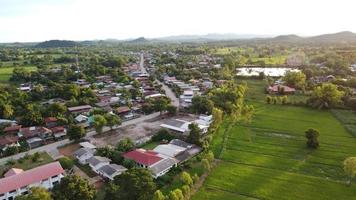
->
[0,0,355,42]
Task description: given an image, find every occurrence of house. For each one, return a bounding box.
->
[123,149,176,178]
[0,162,64,200]
[44,117,58,128]
[73,148,95,165]
[3,125,22,135]
[115,106,131,116]
[123,149,163,168]
[153,144,186,158]
[267,85,296,94]
[0,119,17,126]
[0,135,19,151]
[160,118,209,135]
[68,105,92,114]
[19,127,53,148]
[87,156,111,173]
[148,158,177,178]
[79,142,96,149]
[50,126,67,139]
[97,164,127,180]
[75,114,90,128]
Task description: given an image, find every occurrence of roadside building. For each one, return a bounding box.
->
[68,105,92,114]
[0,162,64,200]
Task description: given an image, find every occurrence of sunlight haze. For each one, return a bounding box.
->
[0,0,355,42]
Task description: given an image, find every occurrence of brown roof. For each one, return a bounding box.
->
[20,127,52,138]
[116,106,130,114]
[0,135,19,146]
[3,125,22,133]
[50,126,65,133]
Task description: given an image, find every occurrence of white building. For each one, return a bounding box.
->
[0,162,64,200]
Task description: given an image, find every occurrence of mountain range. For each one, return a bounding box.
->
[2,31,356,47]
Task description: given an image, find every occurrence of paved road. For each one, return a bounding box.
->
[140,53,179,107]
[0,112,160,166]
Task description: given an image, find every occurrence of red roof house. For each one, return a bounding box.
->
[123,149,163,167]
[0,162,64,198]
[3,125,22,134]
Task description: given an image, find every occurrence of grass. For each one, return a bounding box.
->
[138,140,161,150]
[193,79,356,200]
[0,66,37,83]
[330,109,356,137]
[0,152,54,176]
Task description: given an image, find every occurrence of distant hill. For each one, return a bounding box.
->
[127,37,149,43]
[308,31,356,43]
[156,33,271,42]
[35,40,79,48]
[270,31,356,44]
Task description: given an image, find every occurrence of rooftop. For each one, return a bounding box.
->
[0,162,64,194]
[123,149,162,166]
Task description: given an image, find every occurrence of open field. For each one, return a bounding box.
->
[0,152,53,176]
[0,66,37,83]
[193,103,356,200]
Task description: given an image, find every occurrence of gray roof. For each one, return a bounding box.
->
[149,158,177,175]
[169,139,192,148]
[98,164,127,176]
[163,119,186,128]
[73,148,95,158]
[87,156,111,166]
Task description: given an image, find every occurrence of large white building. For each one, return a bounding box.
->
[0,162,64,200]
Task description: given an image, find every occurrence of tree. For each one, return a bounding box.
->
[58,156,74,170]
[116,138,135,152]
[16,187,52,200]
[46,103,67,117]
[266,95,272,104]
[172,189,184,200]
[1,104,14,119]
[202,158,211,171]
[205,151,215,163]
[152,128,174,142]
[308,83,345,109]
[93,114,107,134]
[21,104,43,126]
[105,168,156,200]
[211,107,223,129]
[344,157,356,185]
[191,96,213,114]
[67,125,85,141]
[153,190,166,200]
[180,171,193,186]
[187,123,202,145]
[305,128,320,149]
[283,71,306,89]
[192,173,199,184]
[181,185,191,199]
[167,105,177,115]
[104,113,121,132]
[153,97,170,115]
[52,175,96,200]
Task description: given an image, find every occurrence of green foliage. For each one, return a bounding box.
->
[93,114,107,134]
[308,83,344,109]
[180,171,193,186]
[67,124,85,141]
[187,123,202,145]
[344,157,356,184]
[201,159,211,172]
[152,129,174,142]
[104,113,121,130]
[105,168,156,200]
[283,71,306,89]
[116,138,135,152]
[167,105,177,115]
[52,175,96,200]
[305,128,320,149]
[16,187,52,200]
[191,96,213,114]
[153,190,166,200]
[58,156,74,170]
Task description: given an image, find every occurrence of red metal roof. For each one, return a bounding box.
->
[0,162,64,194]
[123,149,162,166]
[4,168,24,177]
